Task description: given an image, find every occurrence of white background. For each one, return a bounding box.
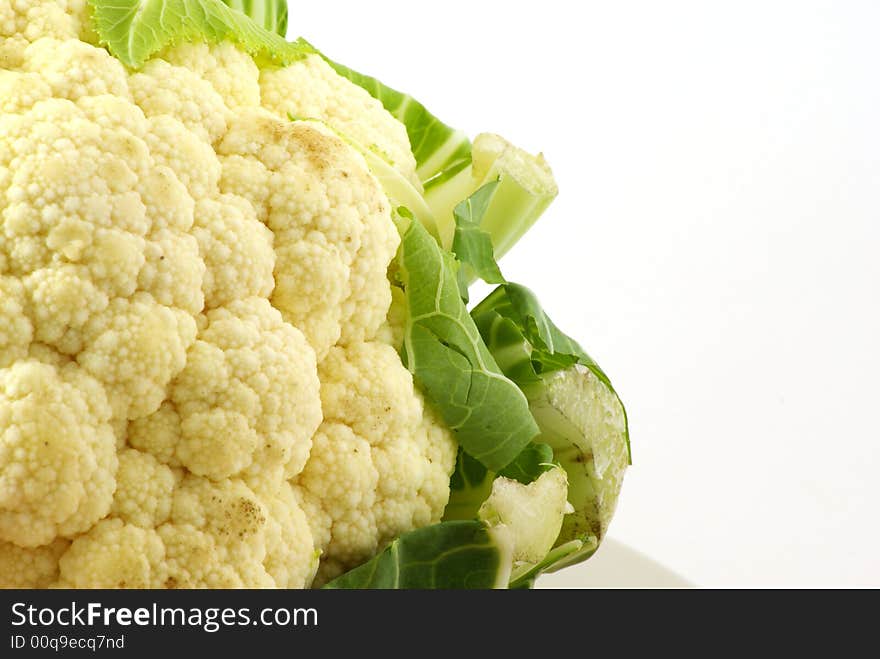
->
[291,1,879,587]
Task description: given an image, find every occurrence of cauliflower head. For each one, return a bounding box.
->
[0,1,456,588]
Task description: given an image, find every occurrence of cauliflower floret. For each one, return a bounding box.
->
[0,0,87,41]
[163,42,262,112]
[110,448,179,529]
[0,361,117,547]
[144,114,221,201]
[250,480,319,589]
[23,37,130,102]
[298,424,378,559]
[192,195,275,310]
[0,538,69,588]
[0,70,51,114]
[129,59,228,144]
[127,402,182,468]
[138,229,206,315]
[261,54,420,187]
[58,474,317,589]
[24,265,109,355]
[218,112,399,358]
[0,0,90,68]
[297,342,456,584]
[161,298,322,481]
[77,294,197,420]
[156,524,247,589]
[0,277,33,368]
[0,74,204,418]
[161,476,277,589]
[2,97,147,277]
[57,519,166,589]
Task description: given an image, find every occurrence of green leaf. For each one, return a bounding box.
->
[220,0,287,36]
[321,58,473,189]
[498,442,554,485]
[473,283,609,387]
[444,448,493,521]
[324,521,512,589]
[425,133,559,251]
[452,180,506,298]
[509,537,597,589]
[471,283,630,576]
[395,210,539,472]
[88,0,312,69]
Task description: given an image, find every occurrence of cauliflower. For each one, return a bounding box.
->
[0,0,454,589]
[1,0,630,589]
[298,342,455,584]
